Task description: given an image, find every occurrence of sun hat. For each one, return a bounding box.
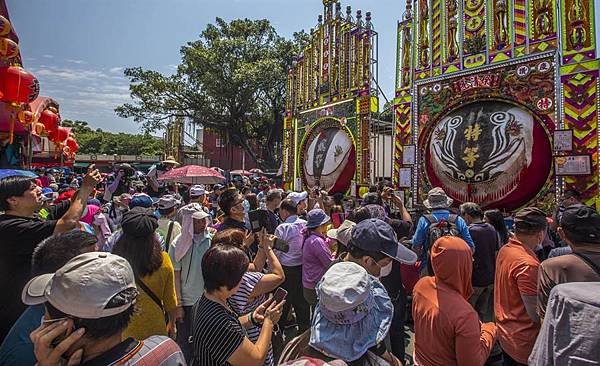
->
[423,187,453,209]
[310,262,392,361]
[348,218,417,264]
[158,194,180,210]
[306,208,331,229]
[327,220,356,246]
[192,210,210,220]
[22,252,137,319]
[288,191,309,205]
[162,156,180,166]
[189,185,206,197]
[560,204,600,244]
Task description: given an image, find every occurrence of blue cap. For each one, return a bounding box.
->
[129,195,154,209]
[349,219,417,264]
[41,187,53,195]
[306,208,331,229]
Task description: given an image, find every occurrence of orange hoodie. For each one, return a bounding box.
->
[412,236,497,366]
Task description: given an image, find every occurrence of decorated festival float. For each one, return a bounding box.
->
[0,0,77,170]
[282,0,391,196]
[393,0,600,211]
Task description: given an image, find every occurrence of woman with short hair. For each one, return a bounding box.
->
[192,244,284,366]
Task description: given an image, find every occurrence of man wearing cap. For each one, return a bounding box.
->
[23,252,185,365]
[147,156,179,197]
[340,218,417,362]
[411,187,474,276]
[169,203,213,361]
[495,207,546,366]
[537,204,600,321]
[288,191,309,220]
[0,165,102,340]
[157,195,183,249]
[274,198,310,333]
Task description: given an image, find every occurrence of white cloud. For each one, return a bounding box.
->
[30,66,108,81]
[109,66,124,74]
[42,54,53,59]
[65,58,87,65]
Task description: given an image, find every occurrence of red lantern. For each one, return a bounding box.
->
[39,109,60,133]
[0,37,18,59]
[0,66,39,104]
[17,109,35,126]
[33,122,45,135]
[65,136,79,154]
[49,126,69,143]
[0,16,10,37]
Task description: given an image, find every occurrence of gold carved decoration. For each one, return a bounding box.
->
[494,0,508,48]
[446,0,459,61]
[419,0,430,68]
[533,0,554,37]
[567,0,588,49]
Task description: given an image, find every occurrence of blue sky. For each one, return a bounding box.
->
[7,0,600,134]
[8,0,401,133]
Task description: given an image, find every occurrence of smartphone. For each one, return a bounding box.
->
[248,210,271,233]
[273,287,288,304]
[272,237,290,253]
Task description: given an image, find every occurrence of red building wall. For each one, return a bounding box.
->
[202,130,256,171]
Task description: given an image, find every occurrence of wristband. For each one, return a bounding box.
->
[249,312,260,327]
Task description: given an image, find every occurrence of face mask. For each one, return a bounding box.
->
[379,261,393,278]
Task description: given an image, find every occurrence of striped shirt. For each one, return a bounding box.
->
[80,336,185,366]
[192,295,245,366]
[229,272,273,366]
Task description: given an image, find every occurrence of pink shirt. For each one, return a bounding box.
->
[302,232,334,289]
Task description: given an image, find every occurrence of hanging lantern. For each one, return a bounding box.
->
[0,37,19,59]
[0,16,10,37]
[17,109,35,126]
[0,66,40,104]
[39,109,60,133]
[33,122,46,135]
[65,136,79,154]
[49,126,69,143]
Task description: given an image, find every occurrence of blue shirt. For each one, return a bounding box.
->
[0,304,44,366]
[412,210,474,265]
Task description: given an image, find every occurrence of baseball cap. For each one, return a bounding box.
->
[213,184,225,191]
[560,204,600,244]
[189,185,206,197]
[192,210,210,220]
[514,207,548,229]
[288,191,308,205]
[348,218,417,264]
[158,194,180,210]
[327,220,356,246]
[129,194,154,209]
[22,252,137,319]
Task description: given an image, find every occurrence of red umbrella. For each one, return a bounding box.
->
[230,169,253,176]
[158,165,226,185]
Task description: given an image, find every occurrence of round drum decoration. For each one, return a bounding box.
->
[301,119,356,194]
[423,100,552,211]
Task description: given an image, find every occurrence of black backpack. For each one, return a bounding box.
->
[424,214,460,251]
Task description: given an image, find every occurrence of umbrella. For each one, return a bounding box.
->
[0,169,37,180]
[249,168,264,175]
[230,169,253,176]
[158,165,226,185]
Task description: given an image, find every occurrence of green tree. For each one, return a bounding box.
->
[115,18,303,169]
[62,120,163,156]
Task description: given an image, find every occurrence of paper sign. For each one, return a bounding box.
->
[398,168,412,187]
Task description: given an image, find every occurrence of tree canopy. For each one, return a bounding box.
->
[116,18,306,169]
[62,120,163,156]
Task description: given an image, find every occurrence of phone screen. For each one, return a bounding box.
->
[273,287,288,304]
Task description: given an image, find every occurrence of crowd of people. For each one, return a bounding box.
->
[0,160,598,366]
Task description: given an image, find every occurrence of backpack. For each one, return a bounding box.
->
[424,214,460,250]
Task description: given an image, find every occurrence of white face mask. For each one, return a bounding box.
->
[379,261,393,278]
